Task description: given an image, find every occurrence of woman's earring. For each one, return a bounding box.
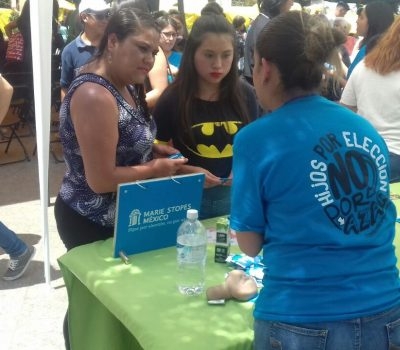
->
[108,53,112,64]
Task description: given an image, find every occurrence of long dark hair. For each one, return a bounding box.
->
[360,1,394,48]
[95,3,159,120]
[171,14,250,144]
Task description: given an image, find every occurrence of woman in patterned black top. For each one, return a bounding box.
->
[55,3,187,251]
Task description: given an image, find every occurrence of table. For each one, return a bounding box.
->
[58,218,254,350]
[59,184,400,350]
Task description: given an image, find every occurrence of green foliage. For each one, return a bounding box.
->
[9,9,19,21]
[0,0,11,8]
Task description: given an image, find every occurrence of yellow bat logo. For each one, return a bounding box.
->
[187,121,242,158]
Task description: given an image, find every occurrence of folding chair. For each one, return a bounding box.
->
[0,91,31,165]
[49,53,64,163]
[2,71,35,136]
[49,103,64,163]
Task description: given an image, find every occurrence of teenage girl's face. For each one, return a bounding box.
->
[356,9,368,37]
[194,33,234,89]
[159,24,178,54]
[110,28,160,85]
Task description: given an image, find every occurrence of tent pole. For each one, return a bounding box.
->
[30,0,52,286]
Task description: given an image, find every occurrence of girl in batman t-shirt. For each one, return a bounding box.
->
[153,14,258,219]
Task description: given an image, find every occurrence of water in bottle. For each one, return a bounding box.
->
[176,209,207,296]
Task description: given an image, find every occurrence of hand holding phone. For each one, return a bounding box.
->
[168,153,184,159]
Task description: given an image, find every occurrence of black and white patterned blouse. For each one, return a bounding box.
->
[59,73,156,227]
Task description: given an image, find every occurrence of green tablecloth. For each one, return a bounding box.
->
[59,184,400,350]
[58,218,254,350]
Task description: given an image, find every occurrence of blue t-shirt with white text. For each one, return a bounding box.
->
[230,95,399,323]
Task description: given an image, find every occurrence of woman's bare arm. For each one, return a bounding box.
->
[0,75,14,123]
[234,230,264,257]
[70,83,186,193]
[145,49,169,109]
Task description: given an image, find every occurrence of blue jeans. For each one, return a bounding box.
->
[199,185,231,220]
[254,305,400,350]
[0,221,27,258]
[390,153,400,183]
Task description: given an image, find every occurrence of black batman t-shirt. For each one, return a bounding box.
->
[153,81,257,178]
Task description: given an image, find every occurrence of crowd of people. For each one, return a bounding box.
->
[1,0,400,349]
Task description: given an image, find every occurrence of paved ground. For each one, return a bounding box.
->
[0,132,68,350]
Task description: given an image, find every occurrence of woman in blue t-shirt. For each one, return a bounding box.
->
[230,11,400,350]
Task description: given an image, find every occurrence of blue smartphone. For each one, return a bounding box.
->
[168,153,184,159]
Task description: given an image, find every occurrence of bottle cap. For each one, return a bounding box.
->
[186,209,198,220]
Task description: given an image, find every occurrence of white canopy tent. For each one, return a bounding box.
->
[30,0,53,285]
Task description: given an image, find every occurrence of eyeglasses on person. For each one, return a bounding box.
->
[86,10,111,21]
[161,31,178,40]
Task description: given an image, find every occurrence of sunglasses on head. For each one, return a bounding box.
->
[86,10,111,21]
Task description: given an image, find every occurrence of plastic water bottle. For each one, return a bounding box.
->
[176,209,207,296]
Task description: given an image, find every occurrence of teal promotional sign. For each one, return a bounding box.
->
[113,174,205,257]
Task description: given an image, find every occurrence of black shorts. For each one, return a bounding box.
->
[54,195,114,251]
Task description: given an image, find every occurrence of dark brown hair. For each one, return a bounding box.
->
[256,11,344,92]
[95,2,159,120]
[169,14,251,144]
